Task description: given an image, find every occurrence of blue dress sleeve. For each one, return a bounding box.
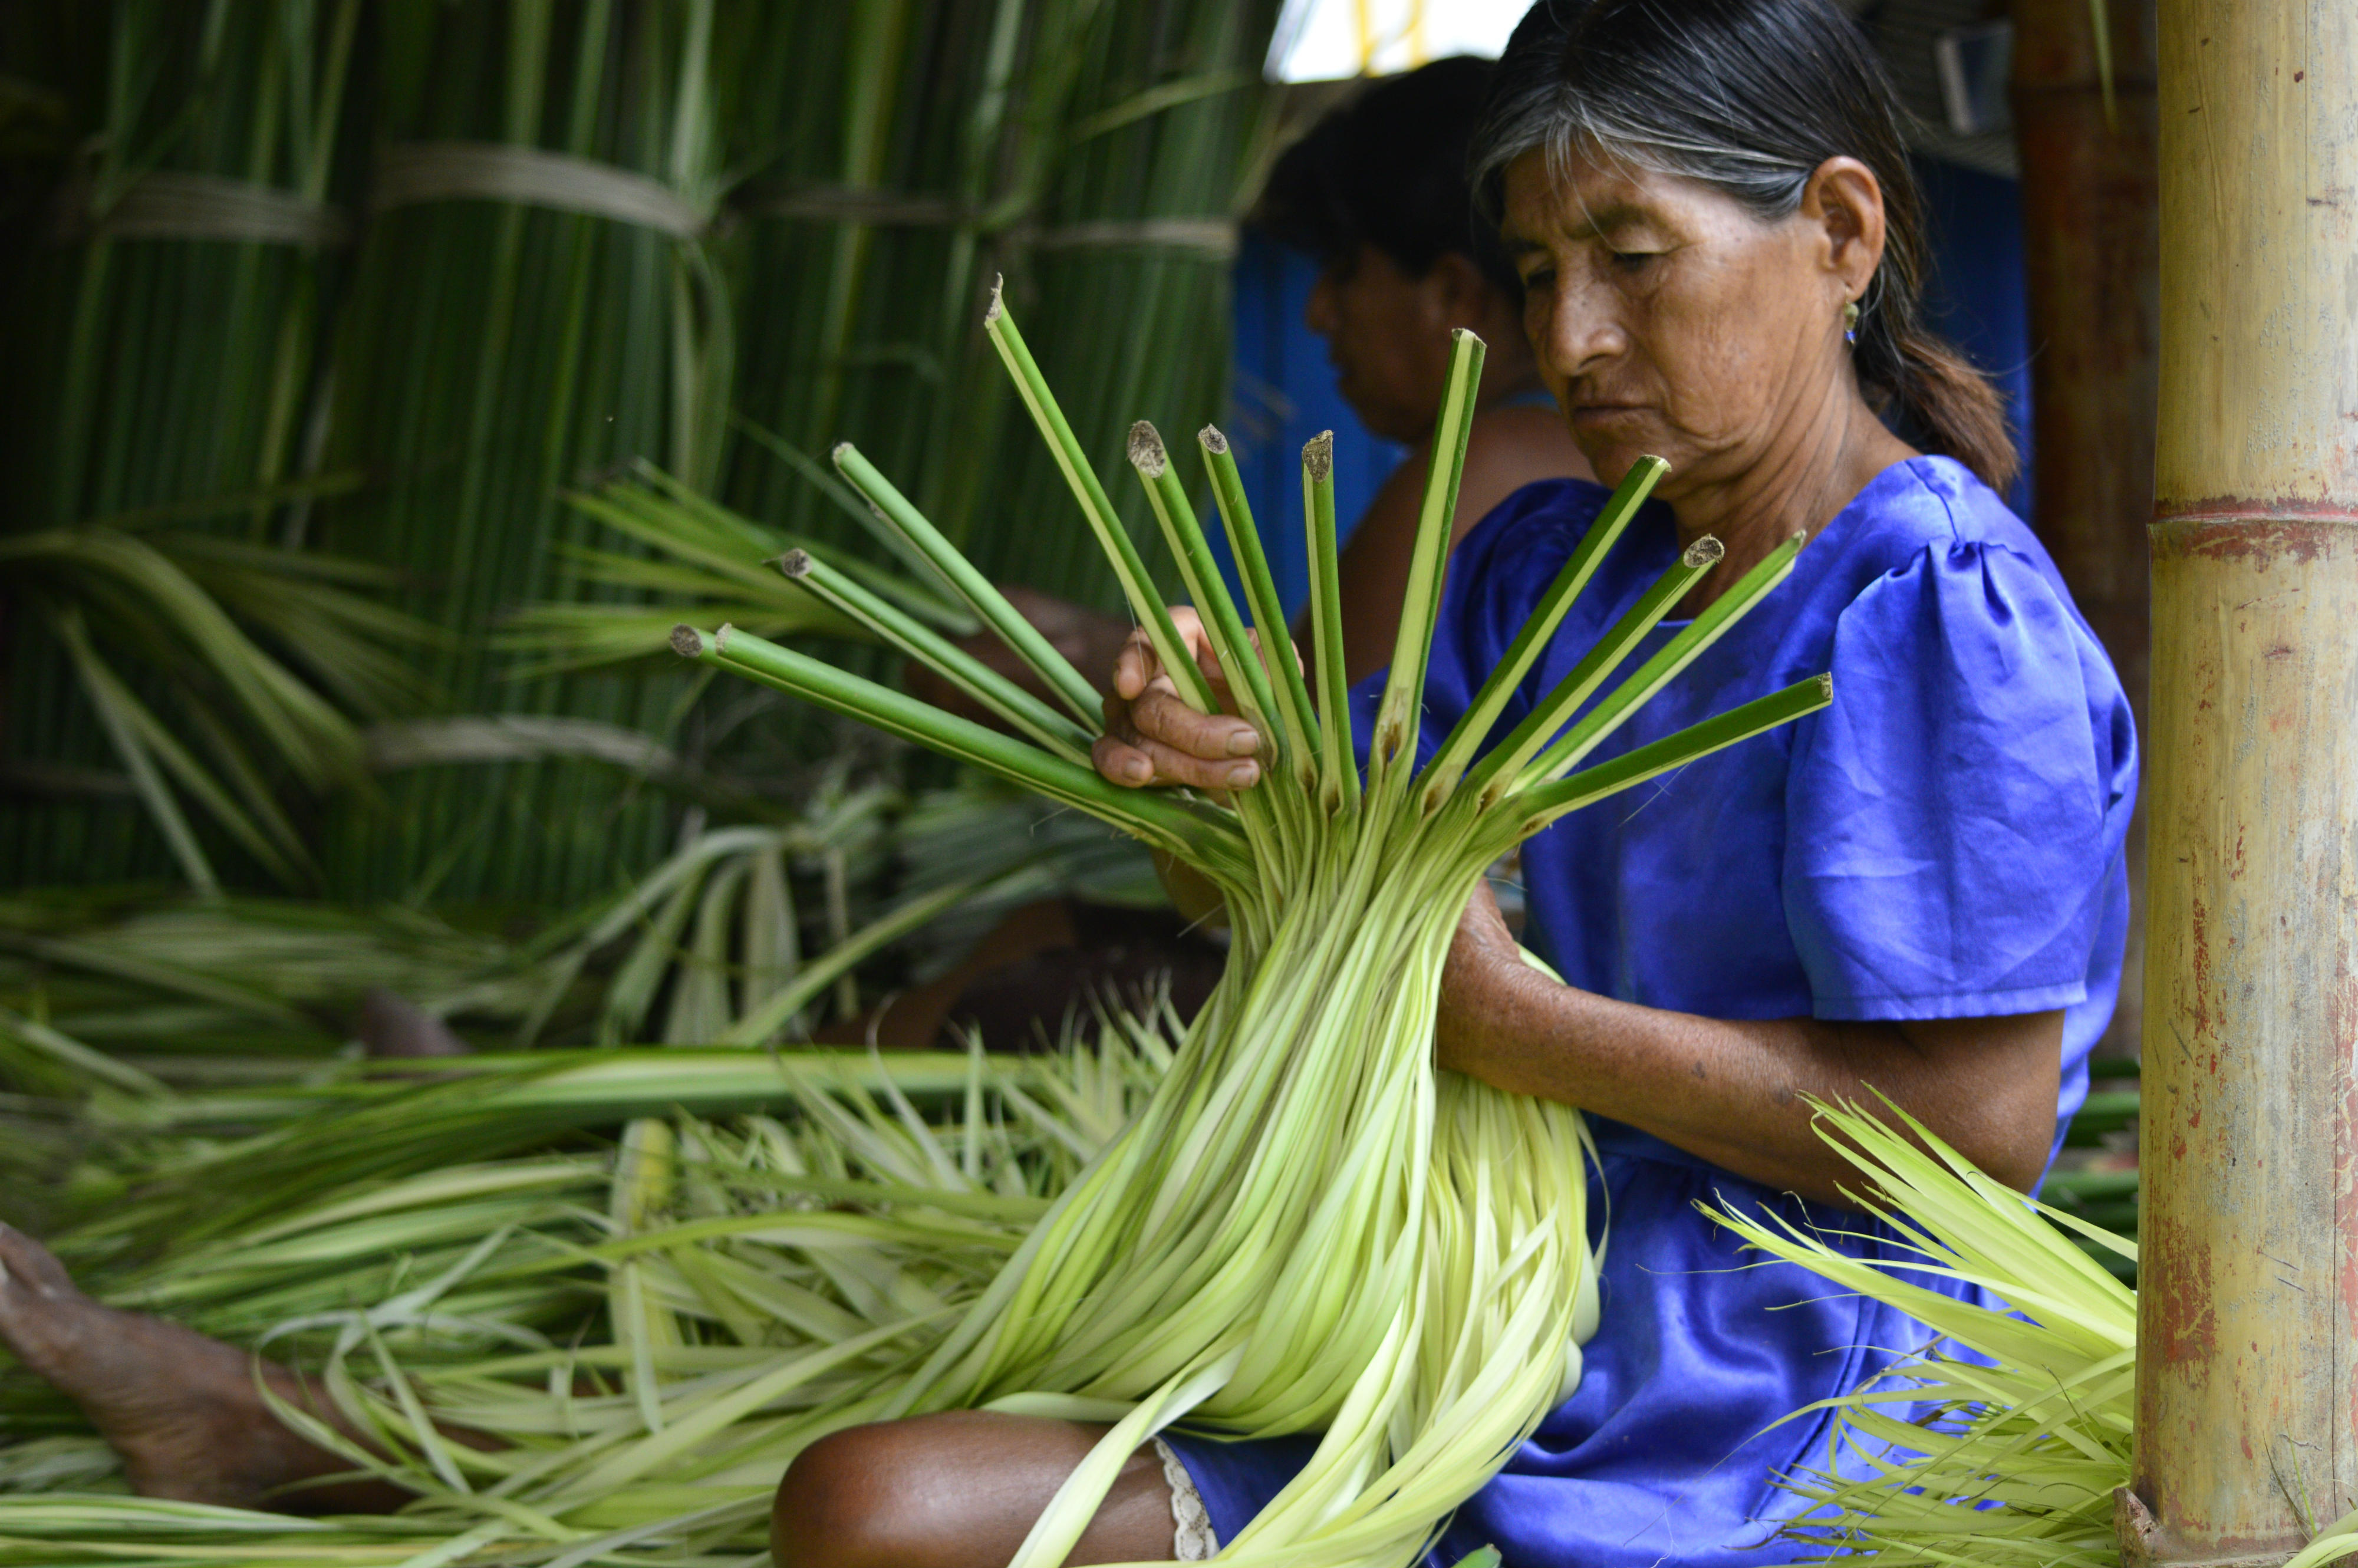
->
[1784,540,2134,1020]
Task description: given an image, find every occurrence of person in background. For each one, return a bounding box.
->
[917,54,1593,711]
[1255,52,1593,683]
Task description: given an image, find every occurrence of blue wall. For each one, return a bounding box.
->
[1217,153,2034,615]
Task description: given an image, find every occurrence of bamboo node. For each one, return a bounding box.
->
[668,625,705,658]
[1128,421,1168,476]
[1303,431,1334,482]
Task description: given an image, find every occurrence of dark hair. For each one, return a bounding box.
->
[1473,0,2017,492]
[1254,57,1523,298]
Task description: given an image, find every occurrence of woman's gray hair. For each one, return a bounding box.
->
[1471,0,2017,493]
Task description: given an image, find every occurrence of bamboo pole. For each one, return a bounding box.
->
[2123,1,2358,1563]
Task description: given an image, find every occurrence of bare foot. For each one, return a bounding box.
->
[0,1224,413,1513]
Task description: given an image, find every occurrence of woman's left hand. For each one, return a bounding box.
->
[1434,883,1537,1078]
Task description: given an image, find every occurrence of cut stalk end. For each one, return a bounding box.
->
[775,549,815,579]
[1128,421,1168,477]
[1302,430,1333,483]
[668,624,705,658]
[1681,536,1724,569]
[984,274,1005,324]
[1198,424,1229,456]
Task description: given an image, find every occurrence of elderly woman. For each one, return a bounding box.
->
[772,0,2134,1564]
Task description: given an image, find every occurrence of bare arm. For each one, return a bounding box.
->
[1437,886,2063,1204]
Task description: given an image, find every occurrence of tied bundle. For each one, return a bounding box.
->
[669,281,1832,1565]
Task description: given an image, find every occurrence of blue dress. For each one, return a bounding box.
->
[1162,456,2138,1566]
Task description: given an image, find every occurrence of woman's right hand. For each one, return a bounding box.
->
[1092,608,1267,792]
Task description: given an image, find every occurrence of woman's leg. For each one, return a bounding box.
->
[772,1410,1182,1568]
[0,1224,414,1512]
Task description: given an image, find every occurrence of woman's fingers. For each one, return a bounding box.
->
[1094,732,1259,793]
[1097,607,1266,790]
[1132,685,1257,760]
[1095,687,1260,791]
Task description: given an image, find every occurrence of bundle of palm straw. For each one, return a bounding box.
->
[662,288,1831,1564]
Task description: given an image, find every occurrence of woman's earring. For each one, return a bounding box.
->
[1843,300,1860,345]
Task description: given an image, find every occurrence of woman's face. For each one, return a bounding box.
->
[1302,243,1460,445]
[1501,146,1875,496]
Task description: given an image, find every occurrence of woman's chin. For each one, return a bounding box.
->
[1574,436,1664,490]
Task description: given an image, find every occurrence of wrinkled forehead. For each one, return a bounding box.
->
[1499,144,1751,251]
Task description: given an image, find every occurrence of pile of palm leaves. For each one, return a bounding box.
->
[0,1016,1180,1549]
[1711,1101,2351,1568]
[4,0,1284,905]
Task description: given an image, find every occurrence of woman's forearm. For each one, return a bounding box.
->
[1436,901,2061,1204]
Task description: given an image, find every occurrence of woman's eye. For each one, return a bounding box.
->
[1520,265,1557,291]
[1609,249,1659,272]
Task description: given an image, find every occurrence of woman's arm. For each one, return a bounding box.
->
[1438,887,2063,1204]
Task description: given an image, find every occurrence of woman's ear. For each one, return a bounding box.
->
[1800,156,1886,307]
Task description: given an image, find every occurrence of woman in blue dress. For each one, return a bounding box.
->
[771,0,2136,1562]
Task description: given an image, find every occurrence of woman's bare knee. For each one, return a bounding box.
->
[770,1412,1180,1568]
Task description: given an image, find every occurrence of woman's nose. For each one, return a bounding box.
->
[1535,278,1625,381]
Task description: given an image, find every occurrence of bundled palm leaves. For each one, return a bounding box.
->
[658,291,1829,1564]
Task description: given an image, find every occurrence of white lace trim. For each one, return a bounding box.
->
[1152,1437,1218,1560]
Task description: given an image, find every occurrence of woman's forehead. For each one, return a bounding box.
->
[1501,147,1730,245]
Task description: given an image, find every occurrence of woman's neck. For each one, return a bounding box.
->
[1670,369,1914,611]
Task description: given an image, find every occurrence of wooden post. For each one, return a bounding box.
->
[2010,0,2159,1056]
[2125,1,2358,1564]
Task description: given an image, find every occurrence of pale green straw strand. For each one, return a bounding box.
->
[982,280,1215,719]
[670,624,1244,875]
[1200,423,1323,783]
[773,546,1094,767]
[829,441,1102,726]
[1516,531,1806,791]
[1458,534,1725,808]
[1367,329,1484,786]
[1300,431,1361,812]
